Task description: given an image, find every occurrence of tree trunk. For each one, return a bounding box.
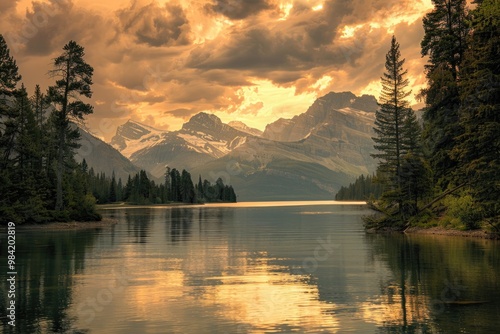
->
[55,124,65,211]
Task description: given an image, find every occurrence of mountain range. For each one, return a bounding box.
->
[75,127,140,181]
[96,91,378,200]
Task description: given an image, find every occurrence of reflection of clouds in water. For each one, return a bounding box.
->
[77,249,340,333]
[357,287,432,328]
[203,262,339,332]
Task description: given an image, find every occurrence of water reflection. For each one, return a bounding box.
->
[365,234,500,333]
[0,229,100,334]
[1,205,500,333]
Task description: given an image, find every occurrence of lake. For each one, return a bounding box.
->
[1,201,500,333]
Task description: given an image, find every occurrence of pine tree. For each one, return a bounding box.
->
[165,166,171,201]
[48,41,94,211]
[335,174,383,201]
[371,36,413,218]
[197,175,204,201]
[109,172,117,202]
[399,110,432,216]
[180,169,195,203]
[170,168,181,202]
[0,34,22,169]
[453,0,500,223]
[420,0,469,186]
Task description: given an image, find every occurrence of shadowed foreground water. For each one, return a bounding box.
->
[1,202,499,333]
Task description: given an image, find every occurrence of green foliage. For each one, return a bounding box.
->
[0,34,21,95]
[442,192,482,230]
[335,174,383,200]
[47,40,94,211]
[0,38,100,225]
[420,0,469,186]
[366,0,499,231]
[452,0,500,222]
[368,36,430,227]
[70,194,102,222]
[87,167,238,205]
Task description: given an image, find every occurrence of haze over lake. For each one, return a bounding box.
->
[2,202,499,333]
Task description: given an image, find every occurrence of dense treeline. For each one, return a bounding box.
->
[0,37,236,225]
[86,164,236,205]
[365,0,499,232]
[0,38,100,224]
[335,174,383,201]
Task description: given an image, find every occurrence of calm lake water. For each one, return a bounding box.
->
[1,201,500,333]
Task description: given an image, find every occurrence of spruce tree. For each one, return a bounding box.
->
[371,36,412,218]
[180,169,195,203]
[0,34,22,168]
[109,172,117,202]
[48,41,94,211]
[165,166,171,201]
[420,0,469,186]
[453,0,500,223]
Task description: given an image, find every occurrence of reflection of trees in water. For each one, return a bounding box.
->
[125,208,153,244]
[167,208,233,244]
[0,230,99,334]
[168,208,194,243]
[365,234,500,333]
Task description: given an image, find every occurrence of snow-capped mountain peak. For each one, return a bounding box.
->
[110,120,166,158]
[109,113,250,177]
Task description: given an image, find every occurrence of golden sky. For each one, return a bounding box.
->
[1,0,432,141]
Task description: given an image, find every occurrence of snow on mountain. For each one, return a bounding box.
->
[110,120,166,159]
[110,113,250,178]
[228,121,263,137]
[192,91,378,200]
[108,91,379,199]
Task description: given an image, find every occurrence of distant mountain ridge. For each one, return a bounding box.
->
[110,112,250,178]
[191,92,377,200]
[262,91,377,142]
[76,127,141,182]
[107,91,378,200]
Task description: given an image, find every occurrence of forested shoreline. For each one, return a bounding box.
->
[86,164,237,205]
[0,38,236,225]
[354,0,499,233]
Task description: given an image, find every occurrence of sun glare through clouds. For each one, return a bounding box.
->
[3,0,436,140]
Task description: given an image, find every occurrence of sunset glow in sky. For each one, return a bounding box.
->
[1,0,433,141]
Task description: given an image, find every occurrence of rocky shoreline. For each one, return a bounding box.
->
[404,226,500,240]
[367,226,500,240]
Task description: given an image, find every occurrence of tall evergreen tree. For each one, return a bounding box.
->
[420,0,469,186]
[170,168,181,202]
[0,34,22,168]
[165,166,171,201]
[48,41,94,211]
[453,0,500,223]
[371,36,413,218]
[109,172,117,202]
[180,169,195,203]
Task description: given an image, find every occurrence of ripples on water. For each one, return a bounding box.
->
[1,201,499,333]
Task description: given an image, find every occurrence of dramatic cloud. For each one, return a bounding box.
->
[117,0,191,47]
[0,0,20,14]
[1,0,434,141]
[205,0,276,20]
